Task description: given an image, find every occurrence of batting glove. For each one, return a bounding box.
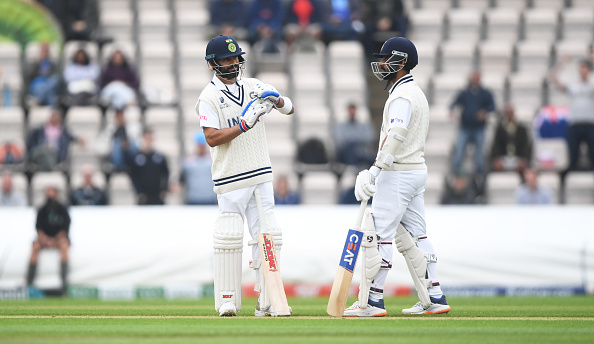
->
[255,83,281,106]
[354,166,380,202]
[239,99,273,132]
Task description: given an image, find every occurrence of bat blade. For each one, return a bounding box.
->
[327,201,367,317]
[259,232,291,316]
[327,228,363,317]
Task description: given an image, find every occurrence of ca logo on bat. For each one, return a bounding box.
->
[339,229,363,272]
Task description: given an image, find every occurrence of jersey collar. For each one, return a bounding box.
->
[389,74,413,94]
[211,76,245,106]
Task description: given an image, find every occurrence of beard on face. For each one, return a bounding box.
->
[219,64,239,80]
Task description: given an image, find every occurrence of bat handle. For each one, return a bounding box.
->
[353,199,368,230]
[254,188,267,232]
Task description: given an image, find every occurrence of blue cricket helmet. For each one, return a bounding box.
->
[371,37,418,81]
[205,35,245,62]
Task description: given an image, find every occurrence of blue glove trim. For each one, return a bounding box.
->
[241,98,259,117]
[260,90,280,100]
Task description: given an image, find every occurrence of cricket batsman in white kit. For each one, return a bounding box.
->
[196,35,294,316]
[344,37,451,316]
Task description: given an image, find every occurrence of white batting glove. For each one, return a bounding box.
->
[354,166,380,202]
[239,99,273,132]
[255,83,281,106]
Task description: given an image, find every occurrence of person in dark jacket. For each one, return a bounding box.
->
[26,108,84,172]
[128,128,169,205]
[449,71,496,181]
[490,104,532,175]
[99,50,140,110]
[26,186,71,295]
[70,164,107,205]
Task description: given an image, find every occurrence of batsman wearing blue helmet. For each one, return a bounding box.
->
[196,35,294,317]
[344,37,451,316]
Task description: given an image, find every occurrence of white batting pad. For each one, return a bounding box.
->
[395,223,432,309]
[358,209,382,308]
[213,213,244,312]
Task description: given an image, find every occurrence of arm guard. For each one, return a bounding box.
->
[375,126,408,170]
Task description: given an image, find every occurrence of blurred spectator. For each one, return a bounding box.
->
[63,48,100,106]
[247,0,285,53]
[128,128,169,205]
[70,164,107,206]
[516,168,553,205]
[333,103,375,167]
[99,50,140,111]
[26,108,84,172]
[274,175,301,205]
[440,170,478,205]
[37,0,99,42]
[551,57,594,179]
[0,141,24,165]
[26,186,70,295]
[490,104,532,175]
[450,71,496,182]
[95,108,141,174]
[0,171,27,206]
[180,132,216,205]
[25,42,60,107]
[283,0,323,50]
[320,0,363,44]
[209,0,247,40]
[360,0,407,58]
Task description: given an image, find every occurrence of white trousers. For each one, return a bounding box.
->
[370,169,442,299]
[372,169,427,240]
[217,181,274,262]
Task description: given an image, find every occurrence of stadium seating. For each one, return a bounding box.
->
[2,0,593,206]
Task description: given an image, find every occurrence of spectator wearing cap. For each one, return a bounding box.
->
[180,132,216,205]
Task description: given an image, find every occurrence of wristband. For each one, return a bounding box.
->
[275,96,292,115]
[370,166,381,177]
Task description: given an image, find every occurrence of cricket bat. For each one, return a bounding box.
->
[254,189,291,316]
[327,200,368,317]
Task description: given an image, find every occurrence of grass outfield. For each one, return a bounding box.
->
[1,296,594,344]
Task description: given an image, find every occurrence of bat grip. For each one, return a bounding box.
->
[353,200,368,230]
[254,189,267,233]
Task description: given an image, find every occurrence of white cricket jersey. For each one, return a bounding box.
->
[196,76,273,194]
[380,74,430,170]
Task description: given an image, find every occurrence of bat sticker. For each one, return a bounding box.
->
[338,229,363,272]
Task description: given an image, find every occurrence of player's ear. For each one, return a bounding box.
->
[207,60,214,72]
